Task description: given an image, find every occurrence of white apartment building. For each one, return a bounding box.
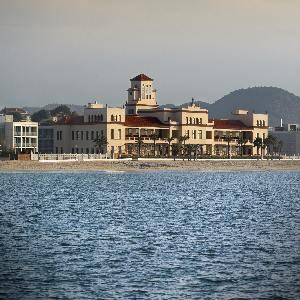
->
[0,115,38,153]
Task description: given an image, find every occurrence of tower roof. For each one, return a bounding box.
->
[130,74,153,81]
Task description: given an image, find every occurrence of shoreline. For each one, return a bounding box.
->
[1,160,300,172]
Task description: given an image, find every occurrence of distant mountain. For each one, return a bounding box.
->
[20,87,300,127]
[181,87,300,126]
[23,104,84,115]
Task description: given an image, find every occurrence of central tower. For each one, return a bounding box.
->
[125,74,158,115]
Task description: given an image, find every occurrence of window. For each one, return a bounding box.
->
[56,131,59,140]
[190,117,192,124]
[257,120,259,126]
[76,131,79,140]
[118,129,121,139]
[60,147,63,154]
[100,114,103,121]
[196,118,199,124]
[60,131,62,140]
[91,131,94,140]
[111,129,115,139]
[200,118,202,124]
[101,130,104,137]
[55,147,58,154]
[206,131,212,139]
[72,148,74,154]
[88,115,90,122]
[198,130,202,139]
[86,148,89,154]
[86,131,89,140]
[192,130,196,139]
[111,115,114,122]
[119,115,121,122]
[186,117,188,124]
[263,120,265,126]
[72,131,74,140]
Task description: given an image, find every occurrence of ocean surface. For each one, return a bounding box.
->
[0,171,299,299]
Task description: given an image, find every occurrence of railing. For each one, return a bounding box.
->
[125,136,167,142]
[15,143,38,147]
[14,131,38,136]
[31,153,110,161]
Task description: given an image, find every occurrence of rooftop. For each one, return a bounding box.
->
[125,115,168,128]
[130,74,153,81]
[212,119,251,130]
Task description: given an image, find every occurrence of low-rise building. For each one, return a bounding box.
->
[0,115,38,153]
[43,74,268,157]
[271,123,300,155]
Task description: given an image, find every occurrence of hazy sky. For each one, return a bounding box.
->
[0,0,300,108]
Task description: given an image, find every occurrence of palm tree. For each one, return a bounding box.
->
[171,143,181,161]
[93,135,108,154]
[165,136,174,157]
[253,137,262,156]
[149,132,159,157]
[264,134,277,159]
[136,136,144,158]
[237,137,247,157]
[223,134,235,158]
[178,135,189,160]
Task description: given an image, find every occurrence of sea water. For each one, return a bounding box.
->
[0,171,299,299]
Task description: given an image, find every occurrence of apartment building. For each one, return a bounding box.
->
[0,115,38,153]
[49,74,268,157]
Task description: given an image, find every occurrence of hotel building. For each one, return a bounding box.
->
[49,74,268,157]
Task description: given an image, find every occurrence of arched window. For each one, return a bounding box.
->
[257,120,259,126]
[119,115,121,122]
[111,115,114,122]
[263,120,265,126]
[196,118,199,124]
[259,120,262,126]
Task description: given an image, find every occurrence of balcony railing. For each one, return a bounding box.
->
[15,143,38,147]
[14,131,38,136]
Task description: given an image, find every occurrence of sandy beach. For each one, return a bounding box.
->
[1,159,300,172]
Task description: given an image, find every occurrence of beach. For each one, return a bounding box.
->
[1,159,300,172]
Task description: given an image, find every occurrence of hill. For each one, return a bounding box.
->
[23,104,84,115]
[181,87,300,126]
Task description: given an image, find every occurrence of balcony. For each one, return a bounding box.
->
[14,131,38,136]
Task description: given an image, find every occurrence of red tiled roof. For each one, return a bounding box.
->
[125,116,167,128]
[130,74,153,81]
[212,119,251,130]
[56,115,84,124]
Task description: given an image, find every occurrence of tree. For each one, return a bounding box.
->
[178,135,189,160]
[11,112,23,122]
[237,137,247,157]
[149,132,159,157]
[31,109,51,122]
[223,134,235,158]
[136,136,144,158]
[171,143,181,161]
[264,134,277,158]
[253,137,263,156]
[165,136,174,157]
[93,135,108,154]
[50,105,71,116]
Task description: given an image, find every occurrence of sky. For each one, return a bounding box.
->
[0,0,300,108]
